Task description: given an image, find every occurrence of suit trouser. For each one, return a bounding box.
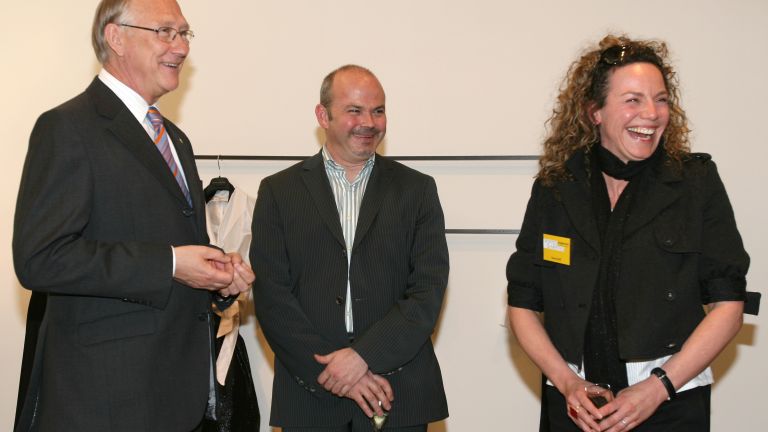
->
[543,384,711,431]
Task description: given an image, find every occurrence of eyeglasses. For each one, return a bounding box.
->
[599,45,630,66]
[120,23,195,43]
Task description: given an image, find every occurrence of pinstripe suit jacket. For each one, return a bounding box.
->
[13,78,213,431]
[250,152,449,428]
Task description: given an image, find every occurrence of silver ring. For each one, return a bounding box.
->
[621,418,629,426]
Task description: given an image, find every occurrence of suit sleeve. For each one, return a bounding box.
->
[250,177,338,399]
[351,177,450,373]
[13,110,174,308]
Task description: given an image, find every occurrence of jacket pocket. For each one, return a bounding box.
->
[653,221,701,254]
[78,309,156,346]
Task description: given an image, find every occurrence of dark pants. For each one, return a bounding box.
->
[543,384,711,431]
[284,423,427,432]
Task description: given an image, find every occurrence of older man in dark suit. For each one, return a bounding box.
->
[251,65,450,432]
[12,0,253,430]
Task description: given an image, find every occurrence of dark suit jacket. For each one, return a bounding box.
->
[507,150,749,365]
[13,78,213,431]
[250,152,449,428]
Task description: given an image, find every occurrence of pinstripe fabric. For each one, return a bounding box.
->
[322,146,375,333]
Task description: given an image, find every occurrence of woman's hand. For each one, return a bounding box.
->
[564,377,615,431]
[595,377,668,431]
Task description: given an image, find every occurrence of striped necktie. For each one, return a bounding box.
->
[146,107,192,206]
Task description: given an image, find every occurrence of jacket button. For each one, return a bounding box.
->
[666,342,677,349]
[182,208,195,217]
[335,296,344,305]
[342,249,347,258]
[197,312,208,321]
[663,238,674,247]
[665,291,676,301]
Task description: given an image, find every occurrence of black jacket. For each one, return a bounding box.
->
[507,150,749,364]
[13,78,213,431]
[251,152,449,428]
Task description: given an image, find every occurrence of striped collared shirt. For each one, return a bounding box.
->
[322,145,376,333]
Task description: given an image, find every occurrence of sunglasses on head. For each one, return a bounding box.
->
[599,45,631,66]
[599,43,662,68]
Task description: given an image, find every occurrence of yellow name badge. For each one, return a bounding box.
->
[543,234,571,266]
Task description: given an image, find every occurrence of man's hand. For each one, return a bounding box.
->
[315,348,368,396]
[345,371,394,417]
[216,252,255,298]
[173,245,233,290]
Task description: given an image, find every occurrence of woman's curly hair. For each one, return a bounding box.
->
[537,34,690,186]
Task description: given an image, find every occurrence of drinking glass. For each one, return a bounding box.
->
[586,383,613,409]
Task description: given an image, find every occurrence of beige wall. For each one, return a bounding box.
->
[2,0,766,430]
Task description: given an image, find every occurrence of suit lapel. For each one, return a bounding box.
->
[352,156,393,251]
[556,152,601,253]
[301,152,345,247]
[89,79,190,208]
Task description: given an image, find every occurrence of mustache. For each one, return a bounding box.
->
[352,126,380,136]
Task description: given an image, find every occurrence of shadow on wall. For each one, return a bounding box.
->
[712,323,756,387]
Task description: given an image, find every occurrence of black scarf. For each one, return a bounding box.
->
[582,143,662,392]
[595,142,663,180]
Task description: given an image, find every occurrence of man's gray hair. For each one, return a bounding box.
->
[91,0,132,64]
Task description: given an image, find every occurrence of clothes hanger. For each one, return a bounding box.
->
[204,156,235,202]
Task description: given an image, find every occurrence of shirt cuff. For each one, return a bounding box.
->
[171,246,177,277]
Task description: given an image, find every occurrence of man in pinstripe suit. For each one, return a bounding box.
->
[250,65,449,431]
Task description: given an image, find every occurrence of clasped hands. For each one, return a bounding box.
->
[173,245,255,297]
[565,377,669,432]
[315,348,394,418]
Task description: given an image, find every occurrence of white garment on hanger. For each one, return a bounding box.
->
[206,187,257,384]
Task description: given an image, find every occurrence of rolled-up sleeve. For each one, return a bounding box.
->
[698,160,749,303]
[507,181,545,312]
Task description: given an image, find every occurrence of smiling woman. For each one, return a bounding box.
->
[6,0,767,430]
[506,34,749,432]
[591,62,669,164]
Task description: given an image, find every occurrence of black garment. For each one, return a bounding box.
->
[250,152,449,428]
[283,423,426,432]
[14,78,215,431]
[594,141,662,180]
[201,321,260,431]
[583,146,660,393]
[14,293,46,431]
[507,149,749,362]
[508,148,748,431]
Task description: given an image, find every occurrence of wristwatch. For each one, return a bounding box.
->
[650,367,676,400]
